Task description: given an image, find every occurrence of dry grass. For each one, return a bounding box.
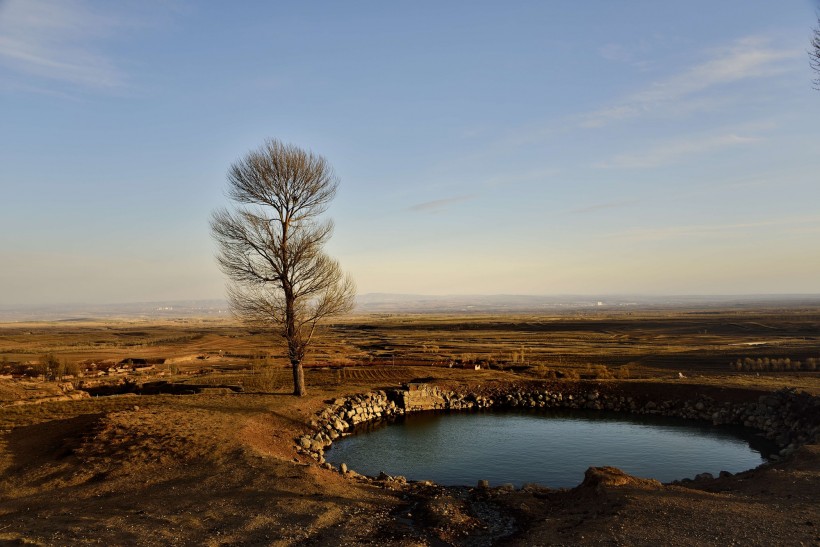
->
[0,307,819,545]
[2,307,820,397]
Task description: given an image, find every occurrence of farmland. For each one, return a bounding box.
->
[0,305,818,545]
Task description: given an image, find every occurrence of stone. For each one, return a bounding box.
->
[300,387,820,483]
[761,396,781,408]
[477,480,490,488]
[340,462,348,474]
[694,472,714,481]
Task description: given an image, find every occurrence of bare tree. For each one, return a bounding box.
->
[210,139,356,396]
[812,16,820,89]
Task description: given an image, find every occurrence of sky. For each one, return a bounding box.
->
[1,0,819,307]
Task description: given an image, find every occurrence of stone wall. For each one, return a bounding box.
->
[296,382,820,468]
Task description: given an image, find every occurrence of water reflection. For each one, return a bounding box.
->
[325,409,777,488]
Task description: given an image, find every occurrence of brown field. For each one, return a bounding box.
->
[1,307,819,545]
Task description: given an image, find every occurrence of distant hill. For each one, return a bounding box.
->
[2,294,819,321]
[0,300,231,322]
[354,293,820,314]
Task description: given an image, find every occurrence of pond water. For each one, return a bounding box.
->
[325,409,777,488]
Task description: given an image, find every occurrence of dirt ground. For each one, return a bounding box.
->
[1,311,819,545]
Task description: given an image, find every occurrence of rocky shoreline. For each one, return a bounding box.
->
[297,380,820,483]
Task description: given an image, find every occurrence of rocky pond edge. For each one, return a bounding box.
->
[295,379,820,487]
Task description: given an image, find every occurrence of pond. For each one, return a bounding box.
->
[325,409,777,488]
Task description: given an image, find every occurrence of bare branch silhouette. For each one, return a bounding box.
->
[812,16,820,90]
[210,139,356,396]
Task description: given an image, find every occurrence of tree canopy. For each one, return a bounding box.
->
[211,139,355,396]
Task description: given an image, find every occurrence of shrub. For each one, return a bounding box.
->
[245,362,287,392]
[64,361,83,377]
[532,364,556,379]
[730,355,819,373]
[615,365,631,379]
[572,364,615,379]
[34,353,61,379]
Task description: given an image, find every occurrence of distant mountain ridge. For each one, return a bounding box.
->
[354,293,820,313]
[0,300,231,322]
[2,294,819,321]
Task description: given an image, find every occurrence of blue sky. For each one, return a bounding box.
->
[1,0,819,306]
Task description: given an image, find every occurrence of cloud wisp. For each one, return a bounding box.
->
[407,194,476,213]
[570,199,640,214]
[606,216,820,243]
[596,132,762,169]
[598,41,653,70]
[0,0,125,90]
[582,36,796,128]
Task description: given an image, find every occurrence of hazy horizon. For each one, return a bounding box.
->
[2,1,819,307]
[4,291,820,309]
[3,293,820,323]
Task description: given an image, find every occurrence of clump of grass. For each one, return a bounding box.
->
[583,364,614,379]
[532,364,555,379]
[561,369,581,380]
[614,365,631,379]
[531,363,626,380]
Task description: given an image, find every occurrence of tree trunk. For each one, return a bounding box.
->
[292,360,306,396]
